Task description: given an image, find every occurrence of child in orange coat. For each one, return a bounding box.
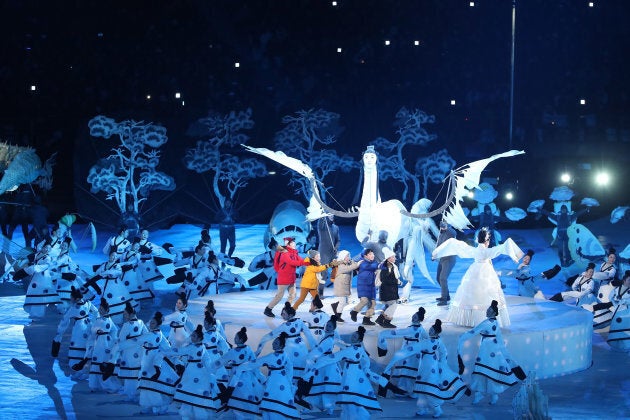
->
[293,250,337,312]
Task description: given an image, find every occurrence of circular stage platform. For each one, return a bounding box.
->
[185,290,593,380]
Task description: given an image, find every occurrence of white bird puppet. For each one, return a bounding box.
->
[244,144,525,234]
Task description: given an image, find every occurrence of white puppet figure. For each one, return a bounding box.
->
[401,198,440,302]
[354,145,410,252]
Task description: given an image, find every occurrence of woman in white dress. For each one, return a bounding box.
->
[432,228,523,327]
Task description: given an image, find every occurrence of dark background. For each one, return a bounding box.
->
[1,0,629,227]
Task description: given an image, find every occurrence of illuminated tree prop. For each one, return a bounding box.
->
[86,115,176,216]
[372,107,438,204]
[273,108,357,203]
[185,108,267,208]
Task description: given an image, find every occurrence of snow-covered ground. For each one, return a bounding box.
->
[0,219,628,419]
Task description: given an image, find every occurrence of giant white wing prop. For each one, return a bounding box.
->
[403,150,525,230]
[245,145,524,228]
[244,144,360,218]
[242,145,314,178]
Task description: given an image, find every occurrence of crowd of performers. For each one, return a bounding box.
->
[5,214,630,418]
[49,281,530,419]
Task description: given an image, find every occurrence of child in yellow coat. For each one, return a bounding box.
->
[293,250,337,311]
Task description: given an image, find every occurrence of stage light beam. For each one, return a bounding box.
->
[505,192,514,201]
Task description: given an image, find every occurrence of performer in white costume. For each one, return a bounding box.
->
[221,327,264,419]
[550,262,598,306]
[256,302,317,383]
[137,311,178,415]
[606,270,630,351]
[457,300,525,405]
[378,307,429,393]
[413,319,469,418]
[432,228,523,327]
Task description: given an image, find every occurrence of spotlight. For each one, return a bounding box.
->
[384,40,391,46]
[470,1,475,6]
[30,85,36,91]
[450,99,456,106]
[414,40,420,46]
[588,2,594,7]
[337,47,342,53]
[560,173,571,183]
[595,172,610,186]
[234,62,240,68]
[332,1,337,6]
[505,192,514,201]
[580,99,586,105]
[175,92,181,99]
[146,94,151,100]
[181,101,185,106]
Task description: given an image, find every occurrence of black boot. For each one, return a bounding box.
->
[51,340,61,358]
[382,318,396,329]
[331,301,339,314]
[71,358,89,371]
[362,316,375,326]
[350,310,358,322]
[375,314,385,327]
[549,292,564,302]
[263,307,275,318]
[378,381,407,397]
[335,312,345,323]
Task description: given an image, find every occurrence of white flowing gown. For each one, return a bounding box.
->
[432,238,523,327]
